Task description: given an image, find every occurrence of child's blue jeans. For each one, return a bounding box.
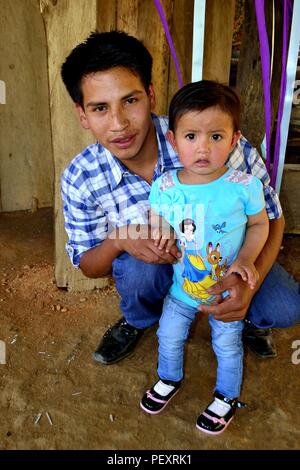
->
[112,253,300,330]
[157,295,244,398]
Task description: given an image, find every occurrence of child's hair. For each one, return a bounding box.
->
[169,80,240,133]
[61,30,153,107]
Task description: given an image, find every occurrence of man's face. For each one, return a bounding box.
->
[77,67,156,163]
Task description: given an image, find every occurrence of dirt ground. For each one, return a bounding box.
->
[0,207,300,451]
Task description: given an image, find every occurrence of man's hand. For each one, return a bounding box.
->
[114,224,181,264]
[198,273,255,322]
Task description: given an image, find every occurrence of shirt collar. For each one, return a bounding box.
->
[153,114,182,176]
[97,143,130,191]
[98,114,182,190]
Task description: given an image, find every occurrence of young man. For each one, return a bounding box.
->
[60,30,300,365]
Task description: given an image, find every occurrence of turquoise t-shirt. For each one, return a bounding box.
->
[149,168,265,308]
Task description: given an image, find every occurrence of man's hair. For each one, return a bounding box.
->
[169,80,241,133]
[61,30,153,107]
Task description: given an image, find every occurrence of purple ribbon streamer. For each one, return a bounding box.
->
[153,0,183,88]
[271,0,292,188]
[255,0,272,173]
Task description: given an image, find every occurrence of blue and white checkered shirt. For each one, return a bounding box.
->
[61,114,282,267]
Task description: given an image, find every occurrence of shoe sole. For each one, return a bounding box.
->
[93,348,135,365]
[196,416,234,435]
[245,345,277,359]
[140,388,180,415]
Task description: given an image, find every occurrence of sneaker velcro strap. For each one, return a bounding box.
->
[146,390,167,404]
[213,391,247,409]
[201,411,227,425]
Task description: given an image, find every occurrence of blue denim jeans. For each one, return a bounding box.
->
[112,254,300,330]
[157,295,244,398]
[248,262,300,328]
[112,252,173,328]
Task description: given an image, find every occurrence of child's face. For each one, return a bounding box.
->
[167,106,240,183]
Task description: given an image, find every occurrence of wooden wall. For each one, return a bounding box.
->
[203,0,236,84]
[0,0,53,212]
[236,0,282,151]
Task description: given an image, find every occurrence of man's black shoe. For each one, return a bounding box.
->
[243,319,277,359]
[93,317,146,365]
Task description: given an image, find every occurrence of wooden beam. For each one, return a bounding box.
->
[0,0,53,212]
[42,0,108,290]
[132,0,173,115]
[236,0,282,150]
[168,0,194,105]
[202,0,236,84]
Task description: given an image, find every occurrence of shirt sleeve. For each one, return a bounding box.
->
[61,167,108,268]
[149,173,185,224]
[233,136,282,220]
[245,176,266,216]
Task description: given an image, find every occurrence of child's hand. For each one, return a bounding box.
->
[153,225,177,253]
[150,212,177,254]
[226,259,259,289]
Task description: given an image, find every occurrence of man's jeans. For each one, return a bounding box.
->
[112,254,300,329]
[112,252,173,328]
[248,262,300,328]
[157,295,244,398]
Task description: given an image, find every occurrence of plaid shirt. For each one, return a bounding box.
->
[61,114,282,267]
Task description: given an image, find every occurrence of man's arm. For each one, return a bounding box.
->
[80,224,181,278]
[79,236,122,278]
[199,215,285,321]
[254,215,285,287]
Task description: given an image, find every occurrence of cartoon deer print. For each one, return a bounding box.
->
[205,242,223,281]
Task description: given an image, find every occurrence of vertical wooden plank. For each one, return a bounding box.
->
[236,0,263,149]
[236,0,282,150]
[0,0,53,212]
[117,0,139,36]
[42,0,108,290]
[97,0,117,31]
[138,0,174,115]
[168,0,194,107]
[202,0,236,84]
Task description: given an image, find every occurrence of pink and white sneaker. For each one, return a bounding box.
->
[196,391,246,435]
[140,379,181,414]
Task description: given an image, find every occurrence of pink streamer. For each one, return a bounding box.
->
[255,0,272,173]
[271,0,292,188]
[255,0,293,187]
[153,0,183,88]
